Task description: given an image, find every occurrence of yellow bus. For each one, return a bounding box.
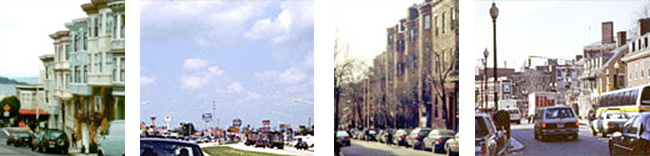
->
[597,84,650,116]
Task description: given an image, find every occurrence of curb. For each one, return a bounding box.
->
[508,137,524,152]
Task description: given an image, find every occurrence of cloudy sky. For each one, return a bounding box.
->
[334,0,422,67]
[474,1,647,69]
[0,0,88,78]
[140,1,314,129]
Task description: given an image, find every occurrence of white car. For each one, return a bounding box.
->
[98,120,125,156]
[590,111,628,137]
[507,109,522,124]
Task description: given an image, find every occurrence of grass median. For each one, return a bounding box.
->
[201,146,288,156]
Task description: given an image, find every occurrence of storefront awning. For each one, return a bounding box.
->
[19,109,49,115]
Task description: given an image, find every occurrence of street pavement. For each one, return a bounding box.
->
[218,142,314,156]
[508,123,610,155]
[340,139,445,156]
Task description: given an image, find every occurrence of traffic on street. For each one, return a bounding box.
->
[0,127,66,156]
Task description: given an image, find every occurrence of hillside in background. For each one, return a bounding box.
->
[0,76,27,85]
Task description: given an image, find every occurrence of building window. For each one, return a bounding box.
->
[120,57,125,82]
[84,65,88,83]
[388,34,393,45]
[435,16,439,37]
[450,8,455,30]
[424,15,431,30]
[442,12,446,34]
[121,14,125,38]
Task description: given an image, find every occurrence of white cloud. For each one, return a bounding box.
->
[228,82,244,93]
[180,74,212,89]
[184,58,209,70]
[244,2,312,45]
[255,67,307,84]
[141,76,156,86]
[245,92,262,100]
[208,66,224,75]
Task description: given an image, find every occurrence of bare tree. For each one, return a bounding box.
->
[334,35,365,131]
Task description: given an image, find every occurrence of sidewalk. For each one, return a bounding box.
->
[507,137,524,152]
[67,146,97,156]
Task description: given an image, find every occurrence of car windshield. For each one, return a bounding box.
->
[336,131,349,137]
[395,130,406,135]
[141,140,203,156]
[418,130,430,136]
[15,133,31,137]
[545,108,575,119]
[476,117,488,138]
[49,131,63,138]
[605,112,628,119]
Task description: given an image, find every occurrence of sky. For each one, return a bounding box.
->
[474,0,648,70]
[334,0,423,67]
[0,0,89,78]
[140,1,314,130]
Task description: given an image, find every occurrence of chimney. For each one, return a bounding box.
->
[616,31,627,47]
[602,21,614,44]
[638,18,650,36]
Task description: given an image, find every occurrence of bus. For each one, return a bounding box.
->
[597,84,650,116]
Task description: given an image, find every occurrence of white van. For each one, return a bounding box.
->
[98,120,125,156]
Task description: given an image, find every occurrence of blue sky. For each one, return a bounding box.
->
[474,1,648,69]
[140,1,314,130]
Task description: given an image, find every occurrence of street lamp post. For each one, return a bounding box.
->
[490,2,499,111]
[483,48,489,110]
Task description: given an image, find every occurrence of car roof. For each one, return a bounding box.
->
[140,138,199,146]
[542,105,572,109]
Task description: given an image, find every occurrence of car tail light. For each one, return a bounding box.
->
[542,123,547,129]
[46,138,49,142]
[400,135,406,139]
[344,136,349,139]
[416,135,420,139]
[438,138,443,143]
[18,138,22,141]
[10,136,14,140]
[576,121,580,127]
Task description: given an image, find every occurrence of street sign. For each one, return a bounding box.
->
[233,118,242,126]
[202,113,212,122]
[262,120,270,125]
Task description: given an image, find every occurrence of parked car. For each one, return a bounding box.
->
[590,110,628,137]
[533,105,579,141]
[7,131,34,147]
[98,120,125,156]
[406,127,432,150]
[476,113,508,156]
[608,112,650,155]
[364,129,377,141]
[507,108,522,124]
[376,130,385,143]
[336,131,351,146]
[140,137,204,156]
[33,129,69,154]
[391,129,410,146]
[269,131,284,149]
[445,133,459,156]
[423,129,456,153]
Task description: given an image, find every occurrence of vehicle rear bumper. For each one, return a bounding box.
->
[542,128,578,135]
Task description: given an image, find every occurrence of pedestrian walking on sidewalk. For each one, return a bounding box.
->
[71,131,77,148]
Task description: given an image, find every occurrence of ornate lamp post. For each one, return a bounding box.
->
[490,2,499,111]
[483,48,489,109]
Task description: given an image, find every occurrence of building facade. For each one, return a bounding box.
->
[622,19,650,88]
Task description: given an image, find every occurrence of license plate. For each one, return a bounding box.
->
[49,145,55,148]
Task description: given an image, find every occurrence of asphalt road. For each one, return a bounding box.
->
[0,128,63,156]
[340,139,445,156]
[509,123,610,155]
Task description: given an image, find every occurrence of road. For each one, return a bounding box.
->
[340,140,444,156]
[509,123,610,155]
[0,128,63,156]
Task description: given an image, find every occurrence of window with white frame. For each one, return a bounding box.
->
[424,15,431,30]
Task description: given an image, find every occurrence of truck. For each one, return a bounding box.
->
[528,92,557,121]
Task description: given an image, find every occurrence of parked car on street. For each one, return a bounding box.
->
[31,132,44,150]
[140,137,204,156]
[608,112,650,155]
[590,109,628,137]
[507,108,522,124]
[476,113,508,156]
[423,129,456,153]
[391,129,410,146]
[33,129,69,154]
[376,130,385,143]
[406,127,431,150]
[533,105,579,141]
[364,129,377,141]
[445,133,459,156]
[7,131,34,147]
[336,130,351,146]
[98,120,125,156]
